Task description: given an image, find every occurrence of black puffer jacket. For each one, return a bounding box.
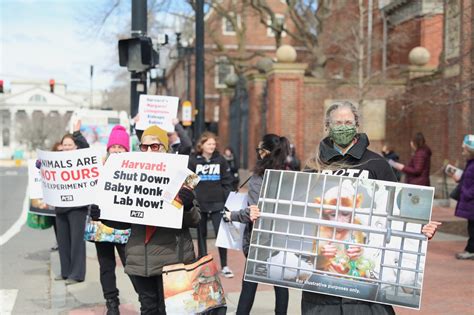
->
[124,203,200,277]
[302,133,397,315]
[188,151,233,211]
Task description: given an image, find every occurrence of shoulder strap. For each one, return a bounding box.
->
[236,175,252,192]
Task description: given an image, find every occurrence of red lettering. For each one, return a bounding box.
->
[60,170,70,181]
[81,168,90,179]
[90,166,99,178]
[41,169,57,181]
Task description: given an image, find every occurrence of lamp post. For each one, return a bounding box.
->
[194,0,205,141]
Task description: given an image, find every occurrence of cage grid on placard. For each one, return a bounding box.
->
[245,170,433,309]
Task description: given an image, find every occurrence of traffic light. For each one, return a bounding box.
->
[118,37,158,72]
[49,79,55,93]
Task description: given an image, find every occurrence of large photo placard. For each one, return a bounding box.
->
[245,170,434,310]
[37,149,103,207]
[97,152,189,229]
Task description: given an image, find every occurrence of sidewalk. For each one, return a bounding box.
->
[51,208,473,315]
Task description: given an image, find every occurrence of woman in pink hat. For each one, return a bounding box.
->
[91,125,138,314]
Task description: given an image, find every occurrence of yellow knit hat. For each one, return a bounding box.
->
[141,125,169,150]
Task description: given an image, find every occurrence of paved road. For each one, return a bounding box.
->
[0,167,58,314]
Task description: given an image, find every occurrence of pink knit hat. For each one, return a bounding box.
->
[107,125,130,152]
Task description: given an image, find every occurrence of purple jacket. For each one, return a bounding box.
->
[403,146,432,186]
[455,159,474,220]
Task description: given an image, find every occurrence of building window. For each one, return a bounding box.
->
[2,128,9,147]
[267,14,286,37]
[222,14,241,35]
[215,57,235,88]
[28,94,47,103]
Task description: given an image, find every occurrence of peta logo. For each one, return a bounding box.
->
[60,195,74,202]
[130,210,144,218]
[196,164,220,175]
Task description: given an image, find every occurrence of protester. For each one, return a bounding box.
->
[298,101,441,314]
[389,132,432,186]
[54,121,90,285]
[91,125,138,314]
[223,147,240,191]
[168,118,193,155]
[91,125,200,314]
[381,142,401,181]
[224,133,290,315]
[188,132,234,278]
[49,141,62,251]
[447,135,474,260]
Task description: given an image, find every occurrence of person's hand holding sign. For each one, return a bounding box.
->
[249,205,261,222]
[346,245,363,260]
[73,119,82,133]
[421,221,442,240]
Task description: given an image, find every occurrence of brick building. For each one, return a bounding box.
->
[163,0,472,187]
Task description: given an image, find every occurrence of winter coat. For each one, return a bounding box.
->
[402,145,432,186]
[169,124,192,155]
[188,151,233,212]
[123,205,200,277]
[230,174,262,256]
[302,133,396,315]
[382,150,402,181]
[455,159,474,220]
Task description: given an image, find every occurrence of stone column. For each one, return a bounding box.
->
[217,88,234,152]
[266,45,307,158]
[246,72,267,169]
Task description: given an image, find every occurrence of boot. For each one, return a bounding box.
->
[105,297,120,315]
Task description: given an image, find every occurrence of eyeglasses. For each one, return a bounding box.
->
[139,143,165,152]
[330,120,356,127]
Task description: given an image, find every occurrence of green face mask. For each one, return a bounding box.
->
[329,125,357,147]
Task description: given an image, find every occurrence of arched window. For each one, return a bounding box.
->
[28,94,47,103]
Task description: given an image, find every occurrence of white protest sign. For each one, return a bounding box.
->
[135,95,179,132]
[215,192,248,250]
[97,152,189,228]
[28,159,43,199]
[37,148,103,207]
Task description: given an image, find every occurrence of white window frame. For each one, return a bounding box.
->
[222,14,241,36]
[215,57,235,89]
[267,14,287,37]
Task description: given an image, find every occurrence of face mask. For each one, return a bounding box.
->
[329,125,357,147]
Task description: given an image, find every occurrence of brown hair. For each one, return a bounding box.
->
[195,131,217,154]
[411,132,426,150]
[61,134,75,145]
[51,142,62,152]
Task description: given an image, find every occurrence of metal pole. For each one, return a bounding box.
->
[194,0,205,140]
[130,0,147,118]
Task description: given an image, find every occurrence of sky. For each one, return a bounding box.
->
[1,0,129,92]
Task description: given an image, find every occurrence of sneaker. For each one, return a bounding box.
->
[54,275,66,281]
[51,244,59,251]
[455,251,474,260]
[221,266,234,278]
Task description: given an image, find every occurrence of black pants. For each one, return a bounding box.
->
[56,210,87,281]
[466,220,474,253]
[197,211,227,268]
[95,242,138,300]
[134,275,166,315]
[236,279,289,314]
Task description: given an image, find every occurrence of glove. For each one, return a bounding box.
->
[178,187,194,211]
[35,159,42,169]
[89,204,101,221]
